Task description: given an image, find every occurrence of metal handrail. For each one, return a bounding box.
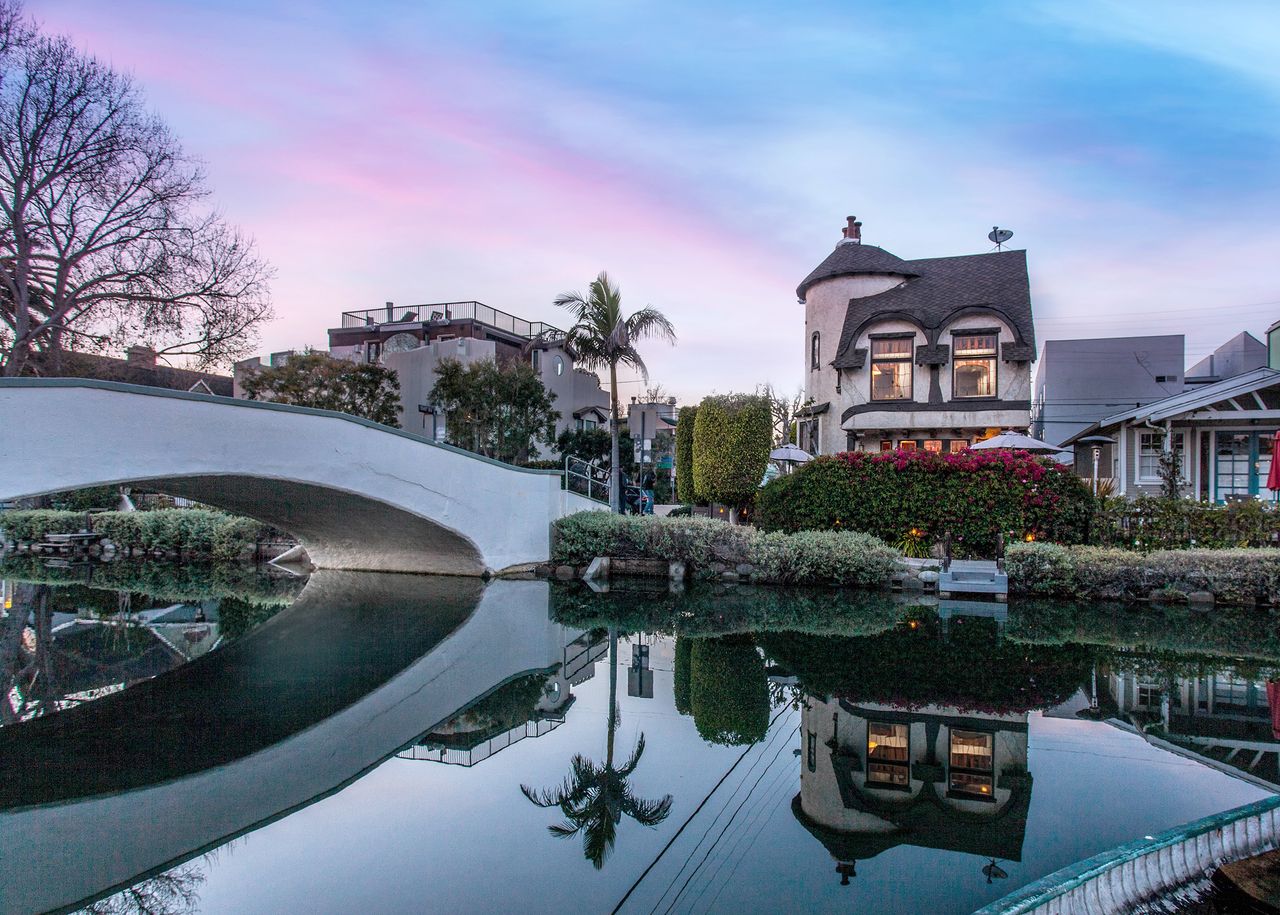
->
[340,300,566,341]
[564,455,610,504]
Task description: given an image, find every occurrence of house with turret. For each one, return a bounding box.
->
[797,217,1036,455]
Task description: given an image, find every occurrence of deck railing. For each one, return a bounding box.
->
[340,301,565,341]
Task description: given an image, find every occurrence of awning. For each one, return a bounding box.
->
[797,401,830,417]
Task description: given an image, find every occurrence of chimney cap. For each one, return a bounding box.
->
[840,215,863,244]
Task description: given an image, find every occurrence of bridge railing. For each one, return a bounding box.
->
[564,455,610,504]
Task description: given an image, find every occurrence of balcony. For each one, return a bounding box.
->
[339,301,566,341]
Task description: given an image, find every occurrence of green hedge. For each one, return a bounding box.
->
[1093,495,1280,550]
[689,635,770,745]
[756,450,1093,557]
[692,394,771,507]
[552,512,901,586]
[676,406,698,504]
[0,509,269,560]
[1007,542,1280,605]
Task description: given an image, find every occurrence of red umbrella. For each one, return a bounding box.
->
[1268,681,1280,740]
[1268,431,1280,493]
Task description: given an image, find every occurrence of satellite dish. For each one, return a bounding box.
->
[382,332,421,356]
[988,226,1014,249]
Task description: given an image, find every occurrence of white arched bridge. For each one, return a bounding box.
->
[0,378,597,575]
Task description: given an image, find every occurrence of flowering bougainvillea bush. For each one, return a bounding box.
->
[755,449,1094,557]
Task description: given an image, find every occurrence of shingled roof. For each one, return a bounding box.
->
[796,243,918,301]
[821,248,1035,369]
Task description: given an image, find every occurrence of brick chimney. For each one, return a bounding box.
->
[125,345,157,367]
[840,216,862,244]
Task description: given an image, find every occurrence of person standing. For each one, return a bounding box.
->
[641,467,656,515]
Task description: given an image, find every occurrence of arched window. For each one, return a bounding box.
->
[810,332,821,370]
[554,355,565,376]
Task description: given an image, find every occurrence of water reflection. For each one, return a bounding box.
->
[2,570,1278,914]
[521,627,674,869]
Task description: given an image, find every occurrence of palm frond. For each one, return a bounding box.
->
[621,791,674,827]
[617,732,647,776]
[548,821,582,839]
[626,307,677,345]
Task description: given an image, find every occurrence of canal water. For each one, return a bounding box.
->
[1,563,1276,914]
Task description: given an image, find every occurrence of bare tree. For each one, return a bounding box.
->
[0,1,272,376]
[758,383,810,446]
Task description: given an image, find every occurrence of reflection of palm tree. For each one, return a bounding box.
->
[521,628,673,868]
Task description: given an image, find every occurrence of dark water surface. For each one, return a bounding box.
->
[1,564,1276,915]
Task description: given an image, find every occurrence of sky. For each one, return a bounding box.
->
[30,0,1280,404]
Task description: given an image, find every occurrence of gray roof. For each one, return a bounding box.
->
[796,243,918,300]
[820,248,1035,369]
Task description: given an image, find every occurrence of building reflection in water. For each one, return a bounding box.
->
[794,694,1032,885]
[398,629,608,767]
[1103,665,1280,789]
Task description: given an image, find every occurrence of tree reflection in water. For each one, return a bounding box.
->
[521,627,673,869]
[77,862,204,915]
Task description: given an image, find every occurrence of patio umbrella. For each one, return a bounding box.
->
[1266,431,1280,493]
[1268,681,1280,740]
[769,443,813,464]
[970,431,1068,455]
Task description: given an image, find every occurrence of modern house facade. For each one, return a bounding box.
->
[1061,323,1280,500]
[1032,334,1186,451]
[324,300,610,447]
[798,217,1035,456]
[624,396,678,465]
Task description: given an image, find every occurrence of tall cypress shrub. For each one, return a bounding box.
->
[691,394,771,510]
[675,405,698,504]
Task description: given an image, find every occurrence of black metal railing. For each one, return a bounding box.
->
[340,301,565,341]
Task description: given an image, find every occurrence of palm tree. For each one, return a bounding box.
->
[520,628,673,868]
[555,273,676,513]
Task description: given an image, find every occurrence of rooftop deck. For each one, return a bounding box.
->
[339,301,565,341]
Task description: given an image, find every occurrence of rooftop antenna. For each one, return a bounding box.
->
[988,226,1013,251]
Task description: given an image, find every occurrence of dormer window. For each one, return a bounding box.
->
[810,332,821,371]
[870,337,913,401]
[953,332,998,398]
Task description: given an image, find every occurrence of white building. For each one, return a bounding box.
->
[798,217,1036,455]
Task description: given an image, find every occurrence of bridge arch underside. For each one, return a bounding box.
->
[85,475,484,576]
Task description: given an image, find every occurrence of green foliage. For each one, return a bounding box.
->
[1007,541,1280,605]
[689,635,769,745]
[758,616,1091,714]
[675,405,698,503]
[746,530,901,586]
[756,450,1094,557]
[1093,495,1280,550]
[0,508,268,559]
[430,356,559,464]
[691,394,772,508]
[46,486,121,511]
[673,637,692,715]
[241,350,402,426]
[217,596,287,641]
[555,427,637,474]
[549,582,911,639]
[0,555,303,606]
[432,672,553,745]
[550,512,901,585]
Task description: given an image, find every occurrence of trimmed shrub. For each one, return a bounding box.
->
[747,530,900,586]
[756,449,1094,557]
[1093,495,1280,550]
[0,508,268,559]
[673,637,692,715]
[1007,542,1280,605]
[689,635,769,745]
[675,406,698,504]
[551,511,902,585]
[691,394,771,508]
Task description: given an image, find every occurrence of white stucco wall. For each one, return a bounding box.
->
[803,272,905,455]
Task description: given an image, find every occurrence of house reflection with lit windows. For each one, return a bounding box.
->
[792,694,1032,884]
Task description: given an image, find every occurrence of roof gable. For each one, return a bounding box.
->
[796,243,918,301]
[829,249,1034,368]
